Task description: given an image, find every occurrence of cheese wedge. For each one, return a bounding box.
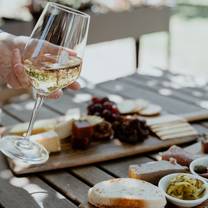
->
[8,119,58,136]
[54,119,73,139]
[30,130,61,153]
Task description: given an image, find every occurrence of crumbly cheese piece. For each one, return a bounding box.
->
[30,130,61,153]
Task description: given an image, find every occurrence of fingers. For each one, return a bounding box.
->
[12,49,31,88]
[7,72,22,89]
[67,81,80,90]
[47,82,80,99]
[7,48,31,89]
[47,90,63,99]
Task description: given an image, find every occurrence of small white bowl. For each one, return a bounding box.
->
[190,157,208,182]
[158,173,208,207]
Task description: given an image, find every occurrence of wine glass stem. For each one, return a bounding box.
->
[25,95,44,138]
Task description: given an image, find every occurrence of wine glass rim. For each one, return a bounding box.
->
[48,2,90,19]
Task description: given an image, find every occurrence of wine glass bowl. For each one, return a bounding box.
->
[0,2,90,164]
[23,3,90,96]
[24,51,82,96]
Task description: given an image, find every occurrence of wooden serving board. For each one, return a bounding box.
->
[7,110,208,175]
[8,134,197,175]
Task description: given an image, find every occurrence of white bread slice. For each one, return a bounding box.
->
[88,178,166,208]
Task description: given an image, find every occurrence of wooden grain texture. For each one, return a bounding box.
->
[99,79,202,114]
[71,166,113,186]
[124,73,207,111]
[1,111,20,126]
[2,72,208,208]
[40,171,90,205]
[44,94,86,115]
[3,99,59,121]
[100,156,153,178]
[0,153,77,208]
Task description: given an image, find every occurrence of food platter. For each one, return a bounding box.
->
[2,97,208,175]
[7,133,197,175]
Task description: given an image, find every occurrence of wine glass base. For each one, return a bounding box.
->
[0,136,49,164]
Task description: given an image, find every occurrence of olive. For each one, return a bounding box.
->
[194,165,207,174]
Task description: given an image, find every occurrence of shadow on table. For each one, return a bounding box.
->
[0,153,73,208]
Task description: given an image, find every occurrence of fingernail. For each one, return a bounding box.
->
[14,63,23,69]
[7,83,12,89]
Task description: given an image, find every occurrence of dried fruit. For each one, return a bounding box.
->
[93,121,113,141]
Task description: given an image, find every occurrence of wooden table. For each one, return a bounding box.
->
[1,69,208,208]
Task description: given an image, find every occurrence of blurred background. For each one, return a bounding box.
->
[0,0,207,84]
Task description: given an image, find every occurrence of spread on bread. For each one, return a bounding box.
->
[129,160,188,184]
[166,174,206,200]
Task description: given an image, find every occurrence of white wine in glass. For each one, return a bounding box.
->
[0,2,90,164]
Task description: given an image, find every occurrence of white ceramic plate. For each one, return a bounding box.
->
[158,173,208,207]
[190,156,208,182]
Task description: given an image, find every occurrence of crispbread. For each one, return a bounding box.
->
[88,178,166,208]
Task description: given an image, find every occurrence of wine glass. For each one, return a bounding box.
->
[0,2,90,164]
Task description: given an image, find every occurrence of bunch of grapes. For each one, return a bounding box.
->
[87,97,120,123]
[113,117,149,144]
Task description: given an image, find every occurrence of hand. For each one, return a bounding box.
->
[0,32,80,98]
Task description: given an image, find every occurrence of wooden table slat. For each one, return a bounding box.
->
[71,166,113,186]
[40,172,90,205]
[0,154,77,208]
[99,80,202,114]
[3,99,59,122]
[125,73,208,108]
